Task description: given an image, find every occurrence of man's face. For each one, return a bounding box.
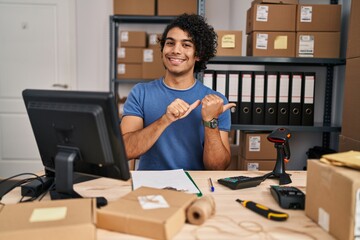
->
[162,27,199,76]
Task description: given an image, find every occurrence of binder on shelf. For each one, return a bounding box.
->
[252,72,265,125]
[302,72,316,126]
[264,72,278,125]
[289,72,303,126]
[277,72,291,125]
[227,71,240,124]
[239,71,253,124]
[215,71,227,97]
[202,70,215,90]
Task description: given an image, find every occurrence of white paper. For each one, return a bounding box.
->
[131,169,200,194]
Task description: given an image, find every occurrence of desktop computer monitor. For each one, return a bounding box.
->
[22,89,130,199]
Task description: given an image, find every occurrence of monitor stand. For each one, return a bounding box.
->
[50,149,107,207]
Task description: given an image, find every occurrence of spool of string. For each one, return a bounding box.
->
[186,195,216,225]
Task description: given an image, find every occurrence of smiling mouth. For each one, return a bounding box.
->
[167,57,185,65]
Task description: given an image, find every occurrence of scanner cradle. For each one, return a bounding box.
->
[262,128,292,185]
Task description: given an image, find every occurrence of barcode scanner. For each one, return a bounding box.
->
[263,128,292,185]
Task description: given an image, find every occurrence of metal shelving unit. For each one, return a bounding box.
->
[207,56,346,147]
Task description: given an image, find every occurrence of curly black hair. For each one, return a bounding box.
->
[159,13,217,73]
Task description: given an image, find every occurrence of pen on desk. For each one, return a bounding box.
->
[236,199,288,221]
[209,178,215,192]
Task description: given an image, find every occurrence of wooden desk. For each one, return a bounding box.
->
[2,171,334,240]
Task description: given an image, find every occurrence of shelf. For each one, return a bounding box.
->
[231,124,341,132]
[208,56,346,66]
[111,15,176,24]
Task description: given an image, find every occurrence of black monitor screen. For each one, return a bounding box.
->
[22,89,130,199]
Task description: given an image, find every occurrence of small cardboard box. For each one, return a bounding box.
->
[119,31,147,48]
[216,30,242,57]
[347,0,360,59]
[340,57,360,141]
[240,131,277,159]
[247,31,295,57]
[117,63,142,79]
[305,160,360,240]
[239,157,276,171]
[96,186,197,240]
[142,47,165,79]
[117,47,144,63]
[296,32,340,58]
[246,4,296,34]
[296,4,341,32]
[0,198,96,240]
[157,0,197,16]
[113,0,155,16]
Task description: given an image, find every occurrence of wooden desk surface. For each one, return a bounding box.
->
[1,171,335,240]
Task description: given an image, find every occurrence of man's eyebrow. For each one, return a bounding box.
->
[165,37,193,43]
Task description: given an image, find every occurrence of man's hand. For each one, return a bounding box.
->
[165,98,201,122]
[201,94,236,121]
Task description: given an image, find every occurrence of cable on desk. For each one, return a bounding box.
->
[0,173,44,202]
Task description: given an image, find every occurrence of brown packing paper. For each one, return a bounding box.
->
[320,150,360,170]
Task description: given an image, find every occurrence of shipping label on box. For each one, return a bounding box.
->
[298,35,314,57]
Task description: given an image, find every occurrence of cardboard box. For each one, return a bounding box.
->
[227,144,239,170]
[119,31,147,48]
[96,186,197,240]
[157,0,197,16]
[216,30,242,57]
[251,0,298,5]
[296,4,341,32]
[148,33,162,49]
[113,0,155,16]
[339,135,360,152]
[246,4,296,34]
[296,32,340,58]
[240,131,277,159]
[247,31,295,57]
[0,198,96,240]
[117,63,142,79]
[239,157,276,171]
[117,47,144,63]
[341,57,360,141]
[346,0,360,59]
[142,47,165,79]
[305,160,360,240]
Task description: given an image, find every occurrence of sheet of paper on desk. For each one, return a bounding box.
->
[131,169,200,194]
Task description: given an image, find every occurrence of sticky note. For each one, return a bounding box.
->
[29,207,67,222]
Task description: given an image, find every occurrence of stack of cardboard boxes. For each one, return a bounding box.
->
[339,0,360,151]
[117,32,165,80]
[239,131,277,170]
[246,0,341,58]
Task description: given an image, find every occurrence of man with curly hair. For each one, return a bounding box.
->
[121,13,235,170]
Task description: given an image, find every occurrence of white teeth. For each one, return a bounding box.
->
[169,58,184,63]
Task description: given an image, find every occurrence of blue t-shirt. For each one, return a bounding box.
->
[123,78,231,170]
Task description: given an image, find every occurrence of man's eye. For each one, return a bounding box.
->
[166,41,174,46]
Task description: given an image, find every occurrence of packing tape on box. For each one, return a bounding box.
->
[186,195,216,225]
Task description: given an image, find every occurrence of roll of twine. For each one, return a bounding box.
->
[186,195,216,225]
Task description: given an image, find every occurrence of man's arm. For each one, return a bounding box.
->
[203,129,231,170]
[121,99,201,159]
